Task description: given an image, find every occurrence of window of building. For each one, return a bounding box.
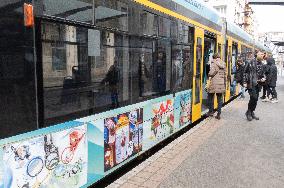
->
[140,11,159,36]
[94,0,129,31]
[43,0,94,23]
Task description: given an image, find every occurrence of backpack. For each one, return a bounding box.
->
[235,65,244,84]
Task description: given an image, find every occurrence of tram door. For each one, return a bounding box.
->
[202,35,216,113]
[235,42,242,95]
[231,42,238,97]
[225,38,232,102]
[192,27,204,122]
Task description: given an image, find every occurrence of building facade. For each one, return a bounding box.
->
[204,0,259,37]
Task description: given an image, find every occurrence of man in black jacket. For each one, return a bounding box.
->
[266,57,278,103]
[243,51,266,121]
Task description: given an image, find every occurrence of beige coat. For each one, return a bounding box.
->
[208,60,226,94]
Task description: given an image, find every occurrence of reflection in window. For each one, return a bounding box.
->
[140,11,159,36]
[159,17,171,37]
[94,0,128,31]
[172,45,193,91]
[154,40,171,94]
[43,0,94,23]
[129,37,171,102]
[41,22,130,126]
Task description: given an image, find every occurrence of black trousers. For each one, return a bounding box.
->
[262,84,268,97]
[208,93,223,115]
[268,86,277,99]
[248,86,260,112]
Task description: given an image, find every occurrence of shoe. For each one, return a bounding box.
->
[260,96,266,99]
[251,112,259,120]
[271,98,279,103]
[245,111,253,121]
[262,97,270,102]
[207,112,214,117]
[215,114,221,120]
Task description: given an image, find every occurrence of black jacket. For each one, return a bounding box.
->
[243,59,265,89]
[267,58,277,87]
[235,64,244,84]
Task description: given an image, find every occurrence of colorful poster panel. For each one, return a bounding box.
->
[147,99,174,145]
[104,108,143,172]
[174,90,192,131]
[2,125,87,188]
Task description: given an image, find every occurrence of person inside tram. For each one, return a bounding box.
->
[172,49,183,91]
[139,53,150,97]
[153,49,166,95]
[182,47,192,88]
[101,59,120,108]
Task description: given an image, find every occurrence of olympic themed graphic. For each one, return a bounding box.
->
[104,108,143,172]
[150,99,174,141]
[2,125,87,188]
[174,90,192,130]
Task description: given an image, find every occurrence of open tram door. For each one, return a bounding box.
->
[234,41,242,95]
[201,31,217,114]
[230,41,239,97]
[192,27,204,122]
[224,38,232,102]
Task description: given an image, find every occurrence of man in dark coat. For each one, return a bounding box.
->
[243,51,265,121]
[266,57,278,103]
[260,53,270,100]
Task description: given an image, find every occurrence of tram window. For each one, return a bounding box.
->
[158,17,171,38]
[129,37,171,102]
[43,0,94,23]
[41,22,131,126]
[94,0,129,31]
[140,11,159,36]
[172,45,193,92]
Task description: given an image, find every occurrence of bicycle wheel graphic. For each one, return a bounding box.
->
[27,157,44,177]
[45,152,60,170]
[61,147,74,164]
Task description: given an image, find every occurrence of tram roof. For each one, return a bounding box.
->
[173,0,223,28]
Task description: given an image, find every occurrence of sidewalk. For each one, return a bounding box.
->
[107,77,284,188]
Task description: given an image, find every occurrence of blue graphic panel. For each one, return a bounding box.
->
[174,90,192,132]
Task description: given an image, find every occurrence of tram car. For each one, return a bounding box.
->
[0,0,270,187]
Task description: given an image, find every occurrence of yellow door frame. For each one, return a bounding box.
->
[235,41,242,95]
[192,27,204,122]
[225,38,232,102]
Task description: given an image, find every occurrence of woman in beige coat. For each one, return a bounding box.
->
[207,53,226,119]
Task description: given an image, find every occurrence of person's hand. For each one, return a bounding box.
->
[243,83,247,88]
[260,78,266,82]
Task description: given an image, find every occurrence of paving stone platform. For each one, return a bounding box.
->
[107,77,284,188]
